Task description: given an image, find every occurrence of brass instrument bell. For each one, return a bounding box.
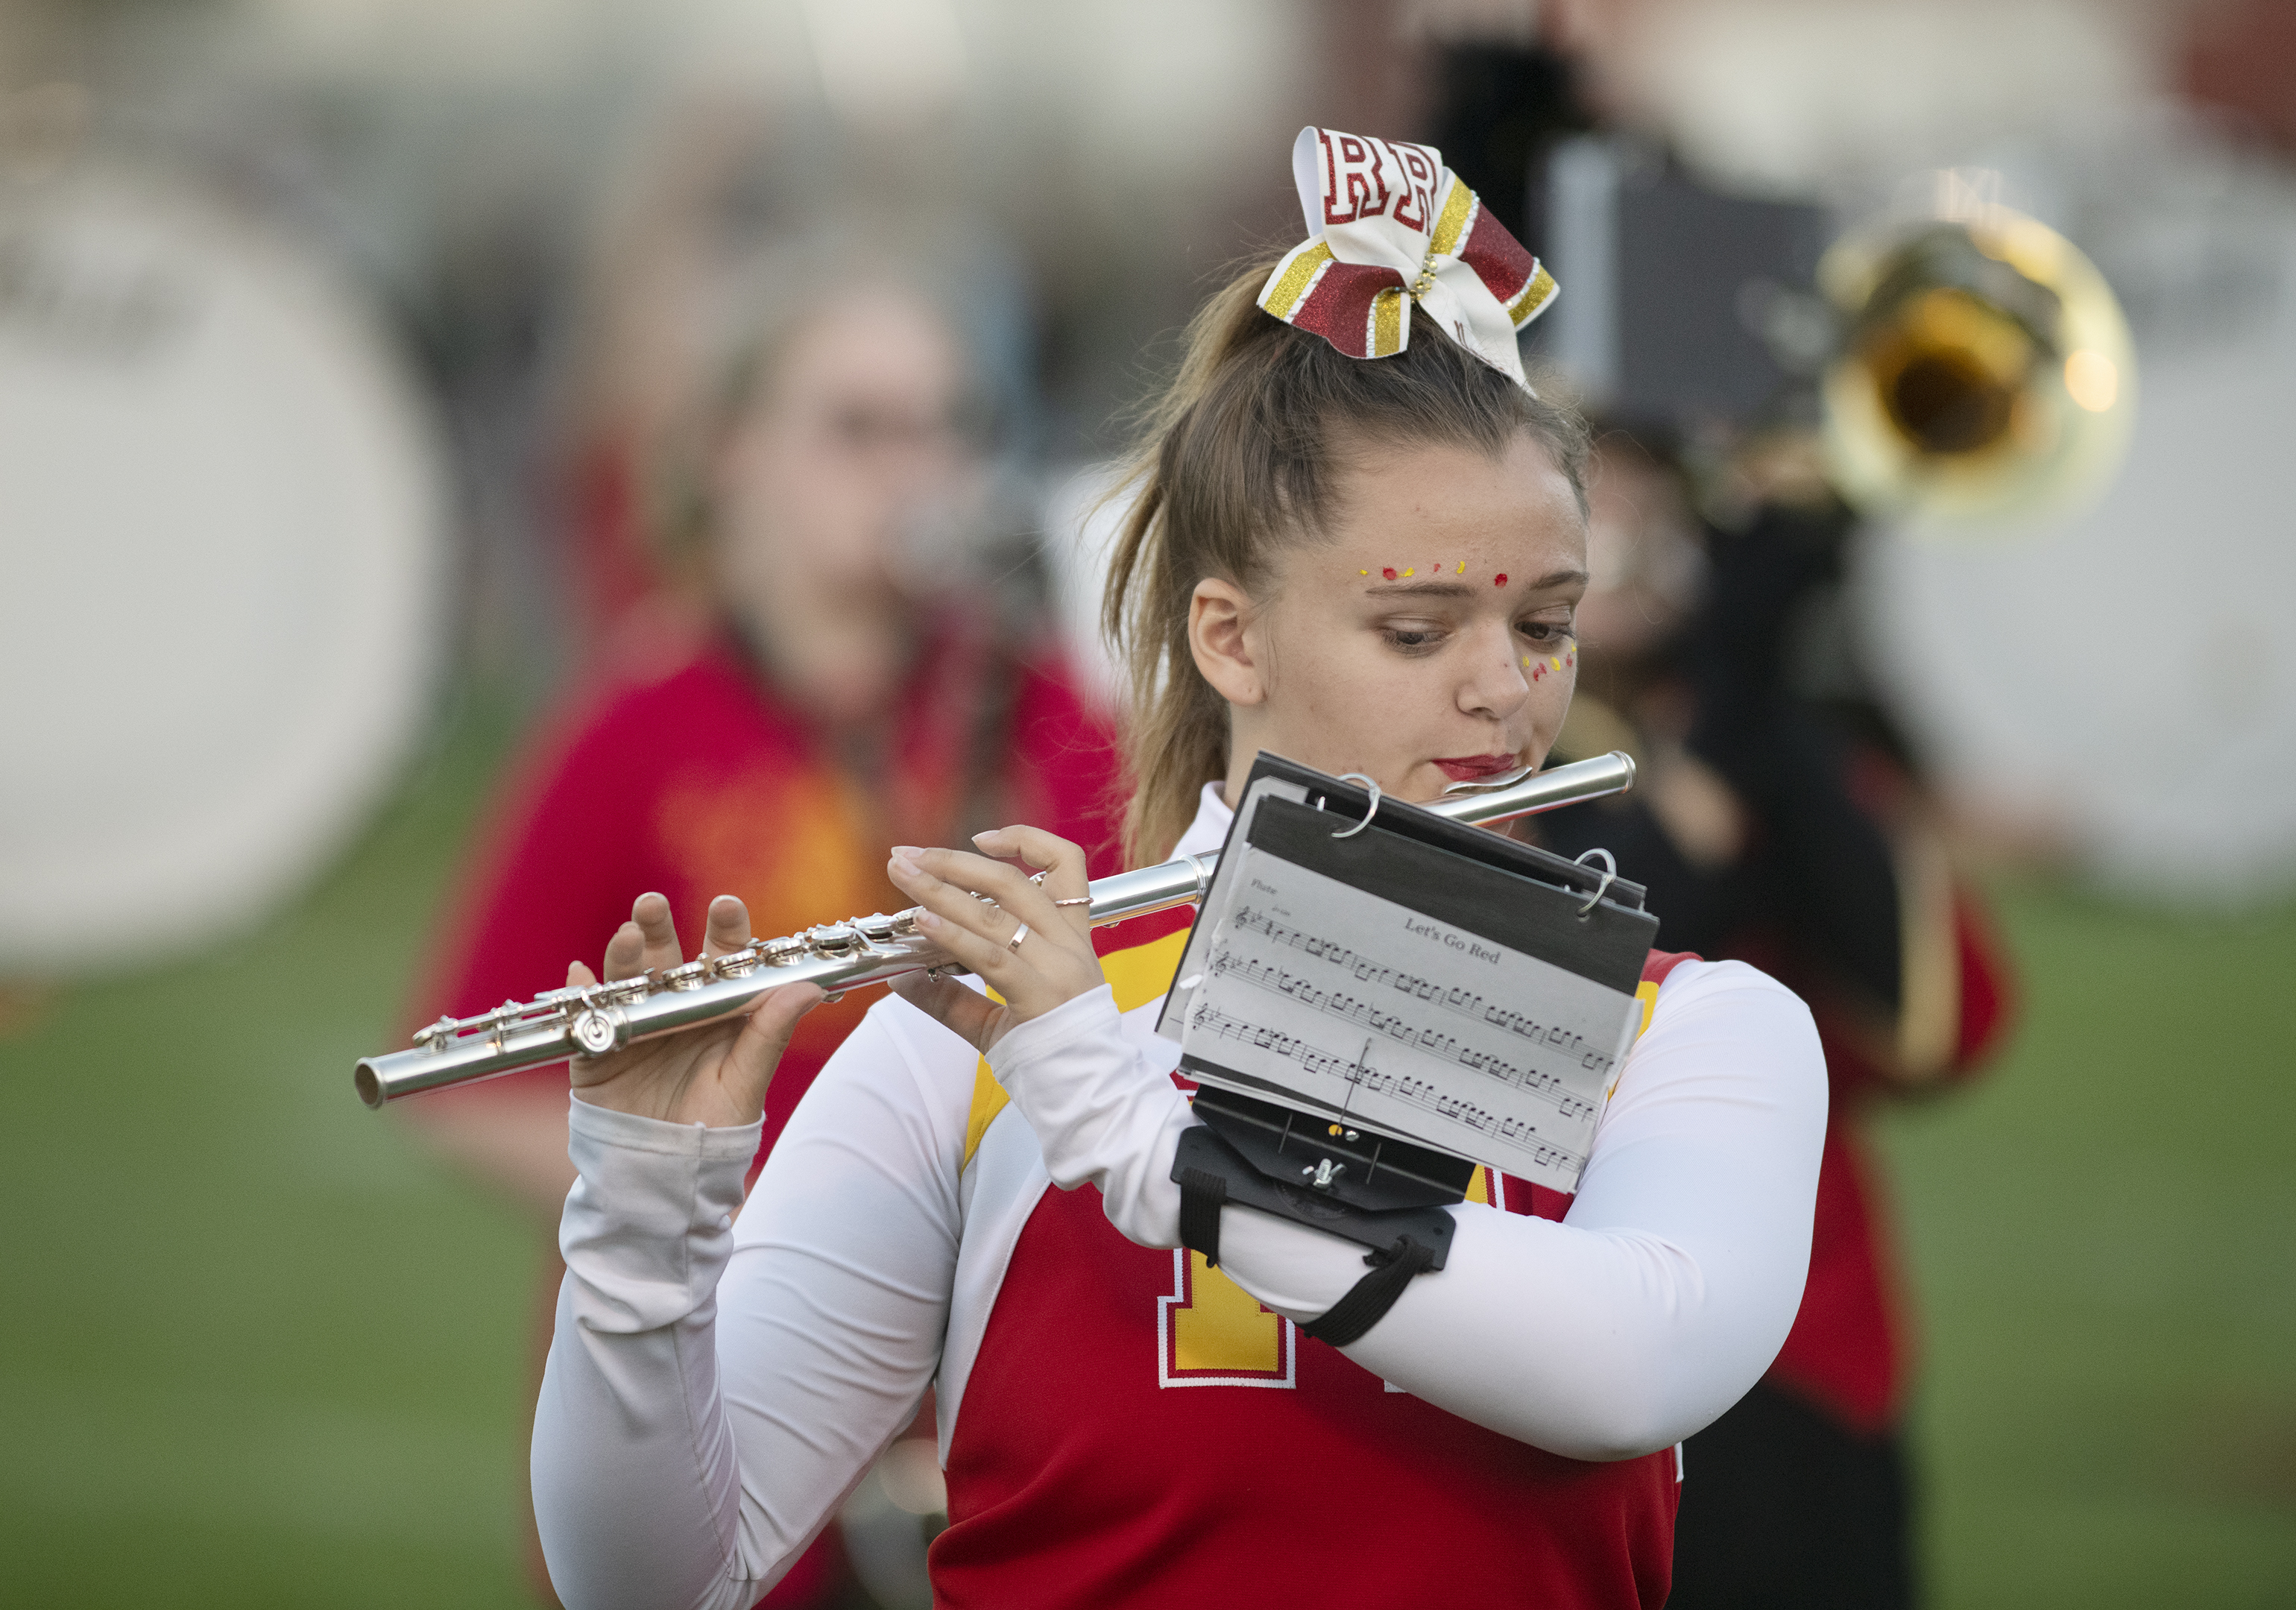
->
[1820,206,2135,525]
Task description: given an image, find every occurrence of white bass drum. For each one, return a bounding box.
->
[0,168,447,971]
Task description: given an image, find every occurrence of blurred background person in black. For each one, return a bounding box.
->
[1430,30,2025,1605]
[1533,428,2016,1609]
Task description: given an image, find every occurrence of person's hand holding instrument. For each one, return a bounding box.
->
[886,824,1104,1054]
[564,891,822,1128]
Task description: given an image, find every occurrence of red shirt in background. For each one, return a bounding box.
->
[417,619,1121,1609]
[1751,892,2016,1435]
[421,622,1124,1160]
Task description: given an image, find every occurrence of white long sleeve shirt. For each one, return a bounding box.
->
[532,784,1827,1610]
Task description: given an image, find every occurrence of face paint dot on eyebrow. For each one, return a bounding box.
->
[1382,567,1397,581]
[1359,569,1369,576]
[1402,567,1415,577]
[1494,573,1508,587]
[1456,561,1466,574]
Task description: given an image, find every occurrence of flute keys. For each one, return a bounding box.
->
[853,913,909,958]
[486,1000,526,1052]
[662,960,711,991]
[806,923,862,957]
[570,1010,619,1057]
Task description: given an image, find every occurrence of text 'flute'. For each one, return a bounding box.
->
[353,751,1636,1108]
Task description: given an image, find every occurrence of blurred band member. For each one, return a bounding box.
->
[1534,434,2016,1610]
[409,239,1119,1607]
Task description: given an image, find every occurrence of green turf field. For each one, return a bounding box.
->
[1,690,2290,1608]
[1875,880,2296,1609]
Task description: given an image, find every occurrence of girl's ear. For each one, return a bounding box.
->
[1188,578,1265,706]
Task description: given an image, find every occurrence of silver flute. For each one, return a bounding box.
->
[355,751,1636,1108]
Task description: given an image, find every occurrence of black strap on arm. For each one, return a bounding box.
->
[1170,1125,1452,1348]
[1298,1236,1440,1348]
[1176,1166,1229,1267]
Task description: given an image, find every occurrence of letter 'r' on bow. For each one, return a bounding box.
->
[1255,127,1559,388]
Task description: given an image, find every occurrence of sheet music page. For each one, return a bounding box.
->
[1176,840,1641,1193]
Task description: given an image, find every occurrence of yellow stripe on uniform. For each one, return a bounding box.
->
[960,1057,1008,1169]
[960,926,1196,1170]
[1261,240,1334,319]
[1633,979,1660,1041]
[1597,979,1668,1116]
[1103,928,1193,1014]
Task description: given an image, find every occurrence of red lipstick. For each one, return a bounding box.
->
[1433,754,1521,782]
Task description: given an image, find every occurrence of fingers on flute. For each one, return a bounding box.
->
[629,891,684,975]
[973,825,1088,928]
[888,853,1015,973]
[731,982,822,1085]
[915,843,1063,921]
[703,894,752,959]
[889,847,1021,946]
[890,971,1000,1052]
[971,824,1082,885]
[567,959,599,988]
[603,920,647,982]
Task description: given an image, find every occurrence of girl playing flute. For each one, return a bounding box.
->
[530,128,1826,1610]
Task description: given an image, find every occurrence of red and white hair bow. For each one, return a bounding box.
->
[1257,127,1559,388]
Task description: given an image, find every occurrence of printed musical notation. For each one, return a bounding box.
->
[1190,1002,1585,1177]
[1204,936,1598,1125]
[1227,906,1618,1076]
[1170,839,1641,1191]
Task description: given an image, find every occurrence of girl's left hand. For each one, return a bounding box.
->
[885,824,1104,1055]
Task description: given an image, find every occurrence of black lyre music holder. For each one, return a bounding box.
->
[1164,753,1659,1345]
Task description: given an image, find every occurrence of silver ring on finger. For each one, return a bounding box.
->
[1008,922,1029,952]
[1050,896,1091,907]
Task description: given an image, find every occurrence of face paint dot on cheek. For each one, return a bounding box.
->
[1494,573,1507,587]
[1403,567,1415,577]
[1382,567,1397,581]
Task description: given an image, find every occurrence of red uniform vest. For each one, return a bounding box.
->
[928,930,1700,1609]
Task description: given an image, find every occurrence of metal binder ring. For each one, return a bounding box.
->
[1573,848,1618,918]
[1007,922,1030,952]
[1331,773,1382,839]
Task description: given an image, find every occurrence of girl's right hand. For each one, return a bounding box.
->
[564,891,821,1130]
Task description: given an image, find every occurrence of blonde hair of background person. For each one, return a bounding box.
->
[518,189,1828,1603]
[612,215,1028,719]
[409,251,995,1211]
